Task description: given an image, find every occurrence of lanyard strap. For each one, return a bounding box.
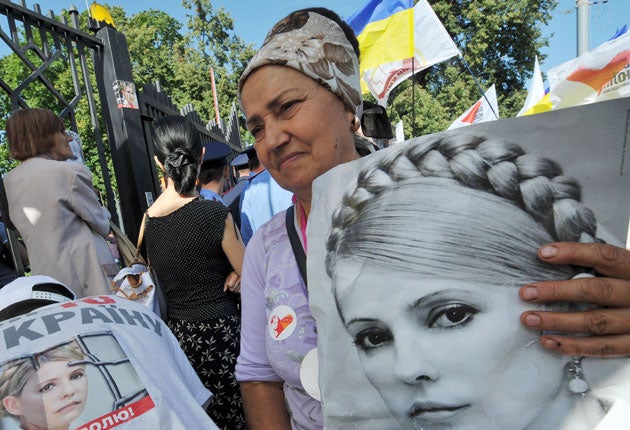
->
[285,205,307,289]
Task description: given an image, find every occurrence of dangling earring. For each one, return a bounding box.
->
[567,356,589,395]
[350,116,359,132]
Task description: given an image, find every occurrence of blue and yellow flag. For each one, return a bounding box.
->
[346,0,414,76]
[90,2,115,28]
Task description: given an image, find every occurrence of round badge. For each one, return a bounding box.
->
[268,305,297,341]
[300,348,321,401]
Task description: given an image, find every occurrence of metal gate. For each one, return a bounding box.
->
[0,0,243,275]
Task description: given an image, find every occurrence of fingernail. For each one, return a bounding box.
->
[524,313,541,327]
[522,286,539,300]
[539,245,558,259]
[543,338,561,349]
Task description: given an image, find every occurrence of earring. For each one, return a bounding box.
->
[350,117,359,132]
[567,356,589,395]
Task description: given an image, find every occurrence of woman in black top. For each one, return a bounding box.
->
[144,115,246,429]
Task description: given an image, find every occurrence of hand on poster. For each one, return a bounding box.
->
[521,242,630,357]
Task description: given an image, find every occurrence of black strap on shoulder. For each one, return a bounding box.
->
[285,205,307,289]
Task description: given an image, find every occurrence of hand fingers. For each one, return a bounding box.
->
[536,334,630,358]
[521,308,630,357]
[224,276,241,293]
[521,308,630,335]
[520,276,630,307]
[539,242,630,279]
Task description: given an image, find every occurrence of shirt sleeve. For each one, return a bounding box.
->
[69,165,111,238]
[164,319,213,407]
[235,228,282,382]
[240,209,253,246]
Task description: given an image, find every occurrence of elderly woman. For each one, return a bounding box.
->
[325,134,626,429]
[235,7,630,429]
[0,341,88,430]
[4,108,116,298]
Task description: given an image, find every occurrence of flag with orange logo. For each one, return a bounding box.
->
[447,84,499,130]
[526,32,630,114]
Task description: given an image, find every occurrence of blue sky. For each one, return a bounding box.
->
[14,0,630,78]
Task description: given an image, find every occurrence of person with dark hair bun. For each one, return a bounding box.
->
[145,115,247,429]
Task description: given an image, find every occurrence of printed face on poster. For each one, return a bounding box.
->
[0,333,154,430]
[307,97,630,429]
[113,80,139,110]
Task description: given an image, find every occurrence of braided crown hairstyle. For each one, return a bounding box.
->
[153,115,203,195]
[326,133,600,287]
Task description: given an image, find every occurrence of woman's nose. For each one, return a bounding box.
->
[264,118,290,152]
[393,341,439,384]
[59,380,76,397]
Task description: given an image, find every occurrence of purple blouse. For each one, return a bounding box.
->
[236,210,322,429]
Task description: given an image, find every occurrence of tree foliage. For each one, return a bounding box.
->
[386,0,557,138]
[0,0,559,183]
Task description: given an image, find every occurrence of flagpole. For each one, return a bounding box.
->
[458,55,499,120]
[411,57,416,138]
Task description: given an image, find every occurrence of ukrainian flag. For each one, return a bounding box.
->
[346,0,415,76]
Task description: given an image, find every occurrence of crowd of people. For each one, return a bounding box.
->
[1,6,629,430]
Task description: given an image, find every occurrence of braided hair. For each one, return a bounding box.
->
[326,134,600,294]
[153,115,203,195]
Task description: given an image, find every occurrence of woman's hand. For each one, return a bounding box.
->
[224,271,241,293]
[520,242,630,357]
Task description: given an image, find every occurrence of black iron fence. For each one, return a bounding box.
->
[0,0,243,274]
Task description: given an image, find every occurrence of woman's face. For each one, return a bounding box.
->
[5,360,88,429]
[241,65,358,198]
[49,131,74,161]
[336,263,566,430]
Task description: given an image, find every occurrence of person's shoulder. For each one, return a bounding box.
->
[195,197,228,216]
[249,169,271,185]
[252,209,289,245]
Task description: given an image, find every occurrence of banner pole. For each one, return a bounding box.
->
[459,55,499,120]
[412,57,416,138]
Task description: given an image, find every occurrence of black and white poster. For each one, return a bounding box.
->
[308,97,630,429]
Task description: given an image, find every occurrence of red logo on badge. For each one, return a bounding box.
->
[270,314,294,338]
[269,305,297,340]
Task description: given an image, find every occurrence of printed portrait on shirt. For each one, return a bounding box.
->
[0,333,155,430]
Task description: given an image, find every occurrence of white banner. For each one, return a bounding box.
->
[448,84,499,129]
[517,56,545,116]
[528,32,630,113]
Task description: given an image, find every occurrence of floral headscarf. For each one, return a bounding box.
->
[238,10,363,118]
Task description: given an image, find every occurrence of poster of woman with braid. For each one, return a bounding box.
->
[307,99,630,429]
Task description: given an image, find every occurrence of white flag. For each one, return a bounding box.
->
[517,56,545,116]
[394,120,405,142]
[546,31,630,110]
[362,0,460,105]
[525,32,630,115]
[448,84,499,130]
